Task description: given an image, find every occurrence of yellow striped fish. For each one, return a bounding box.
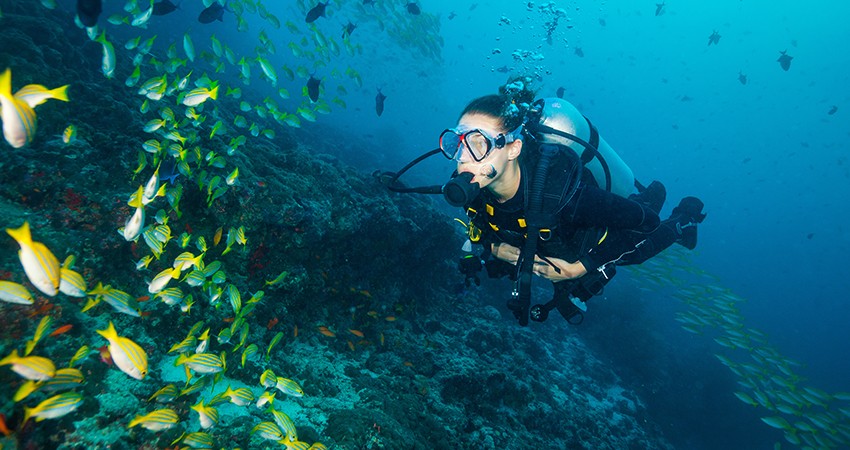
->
[0,280,34,305]
[123,186,146,242]
[0,349,56,381]
[270,408,298,442]
[256,391,275,409]
[6,222,60,296]
[59,266,87,297]
[260,368,277,388]
[0,68,37,148]
[96,322,148,380]
[283,439,311,450]
[308,444,328,450]
[68,345,90,367]
[148,384,179,403]
[179,377,210,397]
[181,85,219,107]
[173,252,204,271]
[149,266,181,294]
[241,343,258,368]
[24,391,83,423]
[181,432,214,448]
[44,367,84,392]
[251,421,284,441]
[195,328,210,353]
[14,83,69,108]
[275,377,304,397]
[14,379,42,402]
[168,335,197,354]
[100,287,142,317]
[25,315,53,356]
[176,352,225,374]
[218,386,255,407]
[128,408,179,430]
[190,399,219,429]
[95,31,116,79]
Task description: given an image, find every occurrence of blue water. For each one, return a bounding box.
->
[2,0,849,448]
[323,0,850,395]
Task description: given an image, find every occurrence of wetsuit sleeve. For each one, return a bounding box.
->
[561,184,659,233]
[578,232,641,273]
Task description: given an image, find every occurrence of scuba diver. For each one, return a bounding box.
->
[380,76,706,326]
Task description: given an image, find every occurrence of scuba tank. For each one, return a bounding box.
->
[528,97,636,198]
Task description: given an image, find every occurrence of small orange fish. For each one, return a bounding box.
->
[293,325,298,337]
[136,295,151,302]
[267,317,279,330]
[256,181,266,187]
[317,326,335,337]
[385,316,396,322]
[403,361,413,367]
[347,340,355,351]
[0,413,12,437]
[360,290,372,298]
[367,311,379,319]
[223,317,235,323]
[348,329,364,338]
[380,333,385,346]
[97,345,113,366]
[48,324,73,337]
[213,227,223,247]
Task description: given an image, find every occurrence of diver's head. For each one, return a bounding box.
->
[440,79,536,192]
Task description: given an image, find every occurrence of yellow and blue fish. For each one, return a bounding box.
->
[0,68,37,148]
[6,222,60,296]
[23,391,83,423]
[0,349,56,381]
[14,83,69,108]
[181,85,219,107]
[96,322,148,380]
[0,280,34,305]
[128,408,179,431]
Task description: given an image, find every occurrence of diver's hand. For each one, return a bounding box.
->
[532,256,587,282]
[491,243,521,264]
[491,243,588,281]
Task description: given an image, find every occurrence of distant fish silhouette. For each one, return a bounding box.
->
[407,2,421,15]
[198,3,225,23]
[828,105,838,115]
[306,2,327,23]
[556,87,565,98]
[306,75,321,102]
[448,11,457,20]
[574,47,584,57]
[707,30,721,46]
[655,2,665,16]
[598,18,606,27]
[342,22,356,39]
[495,65,510,73]
[680,95,693,102]
[777,50,793,71]
[159,158,180,185]
[76,0,102,27]
[152,0,178,16]
[738,71,747,85]
[375,89,387,117]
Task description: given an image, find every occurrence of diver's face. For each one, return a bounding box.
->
[455,113,521,189]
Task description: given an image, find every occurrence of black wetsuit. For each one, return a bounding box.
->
[467,160,660,275]
[464,155,681,321]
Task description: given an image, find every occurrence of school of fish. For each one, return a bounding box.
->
[0,0,443,447]
[627,249,850,449]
